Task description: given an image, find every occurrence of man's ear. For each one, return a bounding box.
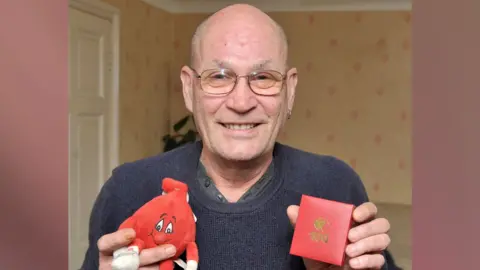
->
[180,66,195,113]
[286,67,298,113]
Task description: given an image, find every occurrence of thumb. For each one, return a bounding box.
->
[287,205,300,228]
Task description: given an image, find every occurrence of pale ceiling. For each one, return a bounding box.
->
[142,0,412,13]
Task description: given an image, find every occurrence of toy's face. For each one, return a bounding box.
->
[150,212,183,246]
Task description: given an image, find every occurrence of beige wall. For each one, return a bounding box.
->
[100,1,412,205]
[101,0,174,163]
[280,11,411,205]
[170,11,412,205]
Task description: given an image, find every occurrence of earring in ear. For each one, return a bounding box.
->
[287,110,292,119]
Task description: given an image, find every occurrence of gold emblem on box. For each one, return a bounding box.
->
[309,218,330,243]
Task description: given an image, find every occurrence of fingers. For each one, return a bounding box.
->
[348,217,390,243]
[139,244,177,266]
[98,255,112,270]
[346,233,391,258]
[286,205,299,227]
[348,253,385,269]
[352,202,377,223]
[97,228,136,255]
[99,244,177,270]
[347,205,390,270]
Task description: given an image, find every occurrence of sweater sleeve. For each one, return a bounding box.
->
[323,156,369,206]
[326,157,389,270]
[79,168,133,270]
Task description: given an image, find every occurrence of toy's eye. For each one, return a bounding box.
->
[155,219,164,232]
[165,222,174,234]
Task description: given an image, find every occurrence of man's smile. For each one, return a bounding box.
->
[220,123,260,130]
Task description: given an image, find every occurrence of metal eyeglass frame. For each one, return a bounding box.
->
[190,67,287,96]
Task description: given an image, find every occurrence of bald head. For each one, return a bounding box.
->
[190,4,288,68]
[179,4,298,164]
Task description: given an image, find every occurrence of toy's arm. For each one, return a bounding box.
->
[185,242,199,270]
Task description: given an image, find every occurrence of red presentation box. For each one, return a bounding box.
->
[289,195,355,266]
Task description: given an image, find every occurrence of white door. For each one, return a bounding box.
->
[68,5,117,270]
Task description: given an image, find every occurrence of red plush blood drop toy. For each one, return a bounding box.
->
[111,178,198,270]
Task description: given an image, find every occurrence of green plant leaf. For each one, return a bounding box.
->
[162,114,199,153]
[173,115,190,132]
[184,129,197,142]
[162,134,171,143]
[163,138,179,152]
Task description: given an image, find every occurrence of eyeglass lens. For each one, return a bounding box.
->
[199,69,284,95]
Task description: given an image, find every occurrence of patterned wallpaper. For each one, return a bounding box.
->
[170,11,412,205]
[101,0,173,163]
[96,1,412,205]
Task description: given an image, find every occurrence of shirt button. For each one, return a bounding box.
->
[204,180,210,187]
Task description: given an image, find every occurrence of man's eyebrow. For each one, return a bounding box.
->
[210,59,273,70]
[252,59,272,70]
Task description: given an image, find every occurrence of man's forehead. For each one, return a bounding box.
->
[203,24,277,45]
[190,5,288,70]
[197,32,285,69]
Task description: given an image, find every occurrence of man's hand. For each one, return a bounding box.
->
[97,228,177,270]
[287,202,391,269]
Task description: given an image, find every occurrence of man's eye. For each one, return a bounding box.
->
[211,74,228,80]
[253,73,273,80]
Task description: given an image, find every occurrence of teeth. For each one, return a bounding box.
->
[224,124,256,130]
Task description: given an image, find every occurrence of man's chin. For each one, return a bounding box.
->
[217,146,262,162]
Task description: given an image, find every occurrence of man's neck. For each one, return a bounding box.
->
[200,150,273,202]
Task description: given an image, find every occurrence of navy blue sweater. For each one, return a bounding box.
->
[81,141,386,270]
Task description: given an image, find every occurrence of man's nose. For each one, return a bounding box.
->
[225,77,258,113]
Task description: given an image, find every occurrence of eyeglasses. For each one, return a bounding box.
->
[191,68,286,96]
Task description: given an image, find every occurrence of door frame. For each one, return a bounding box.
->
[68,1,120,268]
[69,0,120,172]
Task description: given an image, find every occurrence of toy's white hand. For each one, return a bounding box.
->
[186,260,198,270]
[111,247,140,270]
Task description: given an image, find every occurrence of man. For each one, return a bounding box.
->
[82,4,391,270]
